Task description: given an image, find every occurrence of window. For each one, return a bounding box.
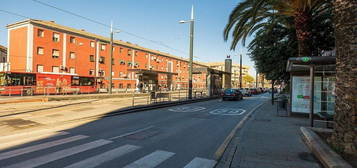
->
[69,67,75,74]
[89,55,95,62]
[53,33,60,42]
[71,77,95,86]
[119,48,123,53]
[52,66,59,73]
[37,29,44,37]
[128,49,132,56]
[37,65,44,72]
[99,70,105,76]
[52,49,60,58]
[119,72,123,77]
[70,52,76,59]
[127,84,131,89]
[70,36,76,43]
[90,41,95,48]
[37,47,44,55]
[101,44,106,51]
[119,83,123,88]
[99,56,105,64]
[89,69,95,76]
[134,51,138,56]
[111,58,114,65]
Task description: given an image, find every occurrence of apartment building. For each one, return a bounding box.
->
[0,45,6,63]
[207,62,250,88]
[6,19,207,90]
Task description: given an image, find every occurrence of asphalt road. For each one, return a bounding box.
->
[0,94,270,168]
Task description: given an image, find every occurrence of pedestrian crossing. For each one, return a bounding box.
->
[0,133,217,168]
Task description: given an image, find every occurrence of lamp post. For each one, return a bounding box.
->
[179,5,195,99]
[109,21,120,94]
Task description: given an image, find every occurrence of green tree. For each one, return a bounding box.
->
[224,0,329,57]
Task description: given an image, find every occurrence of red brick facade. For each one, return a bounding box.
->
[6,19,207,90]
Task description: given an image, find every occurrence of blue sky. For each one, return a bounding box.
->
[0,0,256,76]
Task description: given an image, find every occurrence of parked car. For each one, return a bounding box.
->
[250,88,258,95]
[239,88,251,97]
[221,88,243,101]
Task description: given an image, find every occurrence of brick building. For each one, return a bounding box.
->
[0,45,6,63]
[207,62,250,88]
[5,19,208,91]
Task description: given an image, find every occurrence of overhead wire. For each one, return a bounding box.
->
[32,0,190,56]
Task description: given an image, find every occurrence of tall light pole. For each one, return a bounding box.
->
[109,21,120,94]
[239,54,242,89]
[179,5,195,99]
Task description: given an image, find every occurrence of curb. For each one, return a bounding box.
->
[214,101,266,164]
[63,96,219,123]
[300,127,353,168]
[0,97,48,104]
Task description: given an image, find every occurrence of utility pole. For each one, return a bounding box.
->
[188,5,194,99]
[239,54,242,89]
[109,21,113,94]
[179,5,195,99]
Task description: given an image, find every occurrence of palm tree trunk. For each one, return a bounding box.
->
[328,0,357,159]
[294,10,313,57]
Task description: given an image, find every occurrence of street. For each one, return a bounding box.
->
[0,94,268,168]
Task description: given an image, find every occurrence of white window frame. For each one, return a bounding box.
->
[90,41,95,48]
[70,52,76,59]
[69,67,75,74]
[37,65,44,72]
[37,47,44,55]
[52,66,59,73]
[52,49,60,58]
[53,33,60,42]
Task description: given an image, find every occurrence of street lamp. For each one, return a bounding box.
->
[179,5,195,99]
[109,21,120,94]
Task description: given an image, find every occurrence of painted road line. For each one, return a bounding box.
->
[64,144,140,168]
[0,135,88,161]
[123,150,175,168]
[0,132,69,151]
[214,101,266,160]
[4,139,112,168]
[183,157,217,168]
[109,126,154,140]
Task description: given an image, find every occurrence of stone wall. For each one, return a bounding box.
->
[328,0,357,157]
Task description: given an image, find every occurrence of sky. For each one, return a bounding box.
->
[0,0,256,76]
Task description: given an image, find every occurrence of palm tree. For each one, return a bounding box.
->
[224,0,328,57]
[328,0,357,159]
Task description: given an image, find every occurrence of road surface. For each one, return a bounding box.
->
[0,94,269,168]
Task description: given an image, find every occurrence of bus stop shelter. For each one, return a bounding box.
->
[287,56,336,127]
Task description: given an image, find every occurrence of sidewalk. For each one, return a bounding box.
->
[217,101,322,168]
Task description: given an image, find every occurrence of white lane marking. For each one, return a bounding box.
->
[0,132,69,151]
[123,150,175,168]
[64,144,140,168]
[183,157,217,168]
[168,106,206,112]
[209,108,246,116]
[4,139,112,168]
[0,135,88,161]
[109,126,154,140]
